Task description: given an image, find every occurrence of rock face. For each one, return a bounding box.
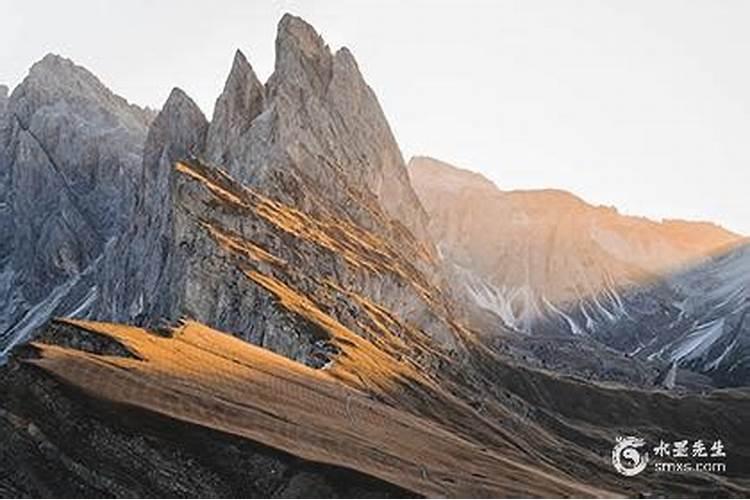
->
[205,15,431,244]
[85,15,459,368]
[409,155,748,385]
[574,242,750,387]
[0,55,152,355]
[205,50,264,166]
[94,88,208,324]
[0,18,454,371]
[0,85,8,114]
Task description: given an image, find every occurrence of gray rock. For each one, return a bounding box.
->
[0,54,151,352]
[2,18,463,371]
[205,50,264,166]
[0,85,8,114]
[84,15,462,366]
[94,88,208,324]
[214,14,431,245]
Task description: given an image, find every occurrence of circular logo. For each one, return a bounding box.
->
[612,436,649,476]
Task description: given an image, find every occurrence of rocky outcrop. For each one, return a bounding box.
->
[0,18,456,371]
[206,14,431,246]
[94,88,208,324]
[0,55,152,354]
[0,85,8,114]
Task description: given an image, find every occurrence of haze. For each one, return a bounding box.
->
[2,0,748,234]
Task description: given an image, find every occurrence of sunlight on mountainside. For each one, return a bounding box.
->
[27,319,611,498]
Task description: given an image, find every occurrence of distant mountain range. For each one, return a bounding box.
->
[0,14,748,498]
[410,156,749,387]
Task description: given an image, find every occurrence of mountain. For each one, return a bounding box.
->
[548,241,750,387]
[1,13,749,498]
[204,16,431,244]
[0,55,153,355]
[85,15,457,370]
[409,155,748,386]
[0,16,450,365]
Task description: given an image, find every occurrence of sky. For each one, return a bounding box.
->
[2,0,749,234]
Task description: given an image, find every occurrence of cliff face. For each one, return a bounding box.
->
[205,15,431,245]
[93,88,209,325]
[0,55,152,354]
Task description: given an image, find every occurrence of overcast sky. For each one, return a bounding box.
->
[2,0,748,234]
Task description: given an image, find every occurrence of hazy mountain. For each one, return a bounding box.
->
[409,155,748,386]
[549,241,750,387]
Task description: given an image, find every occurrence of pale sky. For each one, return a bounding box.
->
[2,0,748,234]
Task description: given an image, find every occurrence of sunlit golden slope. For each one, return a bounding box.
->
[27,319,611,498]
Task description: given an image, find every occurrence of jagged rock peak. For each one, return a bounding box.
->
[205,49,265,164]
[161,87,204,119]
[277,13,329,59]
[28,53,97,82]
[145,87,208,165]
[272,14,333,96]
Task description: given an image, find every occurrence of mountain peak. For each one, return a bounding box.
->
[27,53,102,90]
[408,156,500,194]
[32,52,75,70]
[12,53,153,131]
[142,87,208,171]
[233,48,248,66]
[277,13,328,56]
[229,49,257,82]
[272,13,332,96]
[164,87,199,112]
[205,48,265,166]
